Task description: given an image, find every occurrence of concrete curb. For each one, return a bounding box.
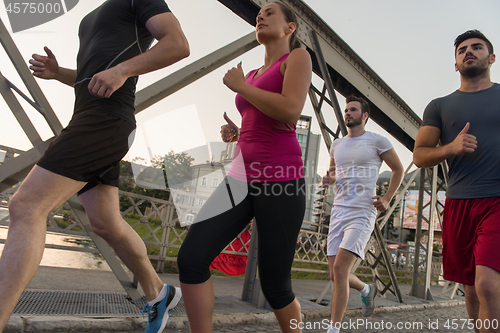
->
[5,300,466,332]
[303,299,467,321]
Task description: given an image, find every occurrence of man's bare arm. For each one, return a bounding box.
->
[413,124,476,168]
[381,148,404,201]
[322,157,336,187]
[373,148,404,211]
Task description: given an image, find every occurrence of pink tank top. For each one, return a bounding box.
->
[228,53,304,182]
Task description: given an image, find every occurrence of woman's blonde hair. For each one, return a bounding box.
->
[271,1,301,51]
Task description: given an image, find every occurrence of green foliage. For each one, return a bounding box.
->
[147,217,162,227]
[291,261,329,280]
[210,269,245,278]
[161,151,195,187]
[433,244,442,257]
[52,216,83,232]
[124,213,187,272]
[118,151,194,211]
[162,261,180,274]
[62,210,74,222]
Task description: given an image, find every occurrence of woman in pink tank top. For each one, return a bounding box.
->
[178,2,312,332]
[224,51,305,182]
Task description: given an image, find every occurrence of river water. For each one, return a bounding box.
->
[0,208,113,271]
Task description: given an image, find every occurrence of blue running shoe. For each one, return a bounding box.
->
[142,284,182,333]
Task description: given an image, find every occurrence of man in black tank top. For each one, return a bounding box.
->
[0,1,189,332]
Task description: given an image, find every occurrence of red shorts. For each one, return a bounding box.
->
[442,197,500,285]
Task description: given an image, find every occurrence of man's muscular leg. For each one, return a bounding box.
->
[0,166,85,330]
[79,184,164,301]
[475,265,500,333]
[329,248,360,326]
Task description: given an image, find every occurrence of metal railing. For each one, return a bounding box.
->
[0,184,443,283]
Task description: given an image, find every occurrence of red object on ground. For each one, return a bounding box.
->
[210,230,251,276]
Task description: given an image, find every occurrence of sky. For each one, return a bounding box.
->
[0,0,499,176]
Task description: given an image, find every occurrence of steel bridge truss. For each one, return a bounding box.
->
[0,0,450,307]
[221,0,447,304]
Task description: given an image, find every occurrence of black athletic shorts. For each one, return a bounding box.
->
[37,111,136,195]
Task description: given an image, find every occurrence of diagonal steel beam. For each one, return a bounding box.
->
[308,87,333,150]
[410,165,440,301]
[309,30,347,137]
[0,19,62,135]
[0,139,53,193]
[371,220,403,302]
[219,0,422,151]
[0,72,43,147]
[135,32,259,113]
[0,145,24,163]
[306,11,405,302]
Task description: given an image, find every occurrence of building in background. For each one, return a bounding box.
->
[137,116,322,229]
[171,161,227,226]
[220,142,237,163]
[296,115,321,227]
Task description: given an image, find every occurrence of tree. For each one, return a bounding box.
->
[119,151,194,210]
[160,151,195,189]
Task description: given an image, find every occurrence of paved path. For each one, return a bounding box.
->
[208,305,473,333]
[5,266,469,332]
[107,304,472,333]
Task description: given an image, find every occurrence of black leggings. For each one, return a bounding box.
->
[177,177,306,310]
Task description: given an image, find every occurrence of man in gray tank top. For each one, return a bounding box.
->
[414,30,499,332]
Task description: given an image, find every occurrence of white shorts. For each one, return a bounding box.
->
[327,206,377,260]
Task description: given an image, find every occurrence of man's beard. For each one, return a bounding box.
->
[457,55,490,78]
[345,117,363,128]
